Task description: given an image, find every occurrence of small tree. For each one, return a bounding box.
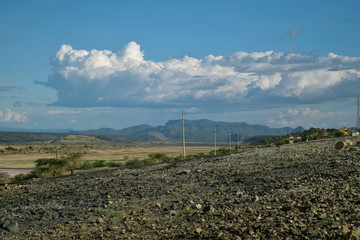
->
[64,152,83,175]
[35,158,68,177]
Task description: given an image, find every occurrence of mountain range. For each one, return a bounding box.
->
[72,119,304,142]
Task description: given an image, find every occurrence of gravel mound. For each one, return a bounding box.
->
[1,137,359,239]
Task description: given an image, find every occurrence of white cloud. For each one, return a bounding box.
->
[40,42,360,111]
[267,107,348,128]
[46,109,82,115]
[0,109,27,122]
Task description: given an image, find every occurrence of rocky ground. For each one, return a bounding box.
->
[0,137,359,239]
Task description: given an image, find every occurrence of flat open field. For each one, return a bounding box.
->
[0,144,215,167]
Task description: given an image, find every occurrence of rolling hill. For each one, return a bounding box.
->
[0,119,304,144]
[73,119,304,142]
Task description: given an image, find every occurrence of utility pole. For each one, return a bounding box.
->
[237,131,240,152]
[357,96,360,130]
[182,113,186,159]
[228,129,232,149]
[213,125,217,155]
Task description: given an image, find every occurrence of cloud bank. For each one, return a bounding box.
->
[267,107,346,128]
[0,109,27,122]
[40,42,360,111]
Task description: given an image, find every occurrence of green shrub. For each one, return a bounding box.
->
[81,160,124,170]
[92,160,106,168]
[148,152,170,162]
[35,158,68,177]
[275,140,288,147]
[27,169,42,179]
[13,174,27,182]
[195,152,206,157]
[210,147,235,155]
[0,173,10,184]
[106,161,125,167]
[12,172,40,182]
[141,158,157,165]
[144,153,166,164]
[12,169,43,182]
[174,155,183,161]
[81,161,93,170]
[5,146,17,151]
[125,159,142,166]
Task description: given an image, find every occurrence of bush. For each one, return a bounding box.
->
[174,155,183,161]
[27,169,42,179]
[80,160,124,170]
[5,146,17,151]
[12,169,42,182]
[13,173,27,182]
[106,161,125,167]
[275,140,288,147]
[148,152,170,162]
[195,152,206,157]
[210,147,235,155]
[35,158,68,177]
[0,172,10,184]
[92,160,106,168]
[125,159,142,166]
[141,158,157,165]
[81,161,93,170]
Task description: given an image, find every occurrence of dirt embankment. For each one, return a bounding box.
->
[0,137,359,239]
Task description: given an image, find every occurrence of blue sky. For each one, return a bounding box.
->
[0,0,359,131]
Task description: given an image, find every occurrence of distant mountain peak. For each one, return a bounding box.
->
[69,119,304,143]
[292,126,306,133]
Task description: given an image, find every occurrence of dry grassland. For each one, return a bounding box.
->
[0,144,214,167]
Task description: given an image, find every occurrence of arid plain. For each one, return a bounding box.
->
[0,144,215,168]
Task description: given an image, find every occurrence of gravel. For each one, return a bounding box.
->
[0,137,359,239]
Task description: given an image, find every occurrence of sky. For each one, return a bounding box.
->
[0,0,360,131]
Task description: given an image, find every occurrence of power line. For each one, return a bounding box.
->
[213,125,217,155]
[357,97,360,130]
[182,113,186,159]
[237,131,240,150]
[228,128,232,149]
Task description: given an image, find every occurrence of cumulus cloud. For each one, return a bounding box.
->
[39,42,360,111]
[267,107,347,128]
[0,109,27,122]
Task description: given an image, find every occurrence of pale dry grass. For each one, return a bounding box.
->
[0,144,214,167]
